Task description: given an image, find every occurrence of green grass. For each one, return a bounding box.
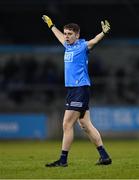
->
[0,139,139,179]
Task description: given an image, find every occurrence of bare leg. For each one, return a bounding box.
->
[62,110,80,150]
[45,110,80,167]
[78,110,103,147]
[78,110,112,165]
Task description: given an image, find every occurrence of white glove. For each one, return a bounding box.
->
[101,20,110,34]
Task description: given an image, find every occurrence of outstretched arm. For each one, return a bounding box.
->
[42,15,65,45]
[88,20,111,50]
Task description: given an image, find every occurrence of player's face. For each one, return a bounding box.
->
[64,29,79,44]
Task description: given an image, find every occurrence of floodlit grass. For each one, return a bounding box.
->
[0,139,139,179]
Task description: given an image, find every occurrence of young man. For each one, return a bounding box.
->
[42,15,112,167]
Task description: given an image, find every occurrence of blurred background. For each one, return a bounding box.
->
[0,0,139,140]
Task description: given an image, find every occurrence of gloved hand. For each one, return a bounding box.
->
[42,15,54,29]
[101,20,110,34]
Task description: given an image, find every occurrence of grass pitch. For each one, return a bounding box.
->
[0,139,139,179]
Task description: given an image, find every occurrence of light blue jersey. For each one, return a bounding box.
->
[64,39,91,87]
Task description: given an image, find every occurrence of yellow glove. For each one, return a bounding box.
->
[101,20,110,34]
[42,15,54,29]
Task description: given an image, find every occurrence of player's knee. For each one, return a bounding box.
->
[81,126,88,133]
[63,122,71,131]
[63,122,67,131]
[79,122,88,133]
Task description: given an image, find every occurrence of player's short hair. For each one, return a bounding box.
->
[63,23,80,34]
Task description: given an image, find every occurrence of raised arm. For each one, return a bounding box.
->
[42,15,65,45]
[88,20,111,50]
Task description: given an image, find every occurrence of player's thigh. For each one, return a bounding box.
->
[78,110,92,127]
[63,110,80,126]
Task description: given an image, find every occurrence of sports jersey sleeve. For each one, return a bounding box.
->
[84,40,89,52]
[79,39,89,53]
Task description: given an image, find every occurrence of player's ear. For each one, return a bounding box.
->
[76,33,80,39]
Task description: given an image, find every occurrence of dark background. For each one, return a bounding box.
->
[0,0,139,44]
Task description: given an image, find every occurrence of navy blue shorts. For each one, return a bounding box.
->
[65,86,90,112]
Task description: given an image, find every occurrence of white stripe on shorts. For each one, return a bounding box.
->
[70,101,83,107]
